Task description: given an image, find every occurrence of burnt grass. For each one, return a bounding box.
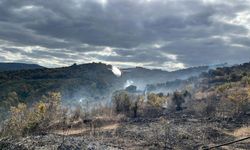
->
[1,112,250,150]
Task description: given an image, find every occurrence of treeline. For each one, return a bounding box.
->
[0,90,189,137]
[112,90,191,118]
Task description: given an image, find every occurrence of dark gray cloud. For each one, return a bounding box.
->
[0,0,250,70]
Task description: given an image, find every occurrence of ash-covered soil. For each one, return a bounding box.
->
[0,134,122,150]
[1,114,250,150]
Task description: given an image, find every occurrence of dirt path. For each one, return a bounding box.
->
[233,127,250,137]
[54,123,120,136]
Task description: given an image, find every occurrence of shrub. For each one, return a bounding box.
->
[112,90,131,114]
[147,93,166,108]
[172,91,185,111]
[227,88,250,116]
[41,92,61,121]
[241,76,250,85]
[1,91,19,108]
[2,92,62,137]
[112,90,144,117]
[5,103,27,136]
[131,95,144,117]
[216,97,236,118]
[215,87,250,118]
[71,105,84,121]
[189,99,216,117]
[216,83,233,93]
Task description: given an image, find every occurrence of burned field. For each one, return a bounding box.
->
[1,111,249,150]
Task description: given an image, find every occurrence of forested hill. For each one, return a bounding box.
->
[0,62,213,110]
[0,63,44,72]
[121,66,210,89]
[0,63,120,105]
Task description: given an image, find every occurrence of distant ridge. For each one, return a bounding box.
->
[0,63,44,72]
[0,62,211,105]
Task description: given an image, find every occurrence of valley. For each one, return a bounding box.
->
[0,62,250,150]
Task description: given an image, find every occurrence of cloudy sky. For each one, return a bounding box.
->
[0,0,250,70]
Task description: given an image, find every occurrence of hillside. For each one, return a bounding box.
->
[121,66,209,89]
[0,62,210,105]
[0,61,250,149]
[0,63,121,106]
[0,63,44,72]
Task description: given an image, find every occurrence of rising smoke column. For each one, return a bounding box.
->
[111,65,122,77]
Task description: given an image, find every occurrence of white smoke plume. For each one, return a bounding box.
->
[111,66,122,77]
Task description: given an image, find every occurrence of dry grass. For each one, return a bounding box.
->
[233,126,250,137]
[54,123,120,136]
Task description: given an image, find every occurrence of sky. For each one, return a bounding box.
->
[0,0,250,71]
